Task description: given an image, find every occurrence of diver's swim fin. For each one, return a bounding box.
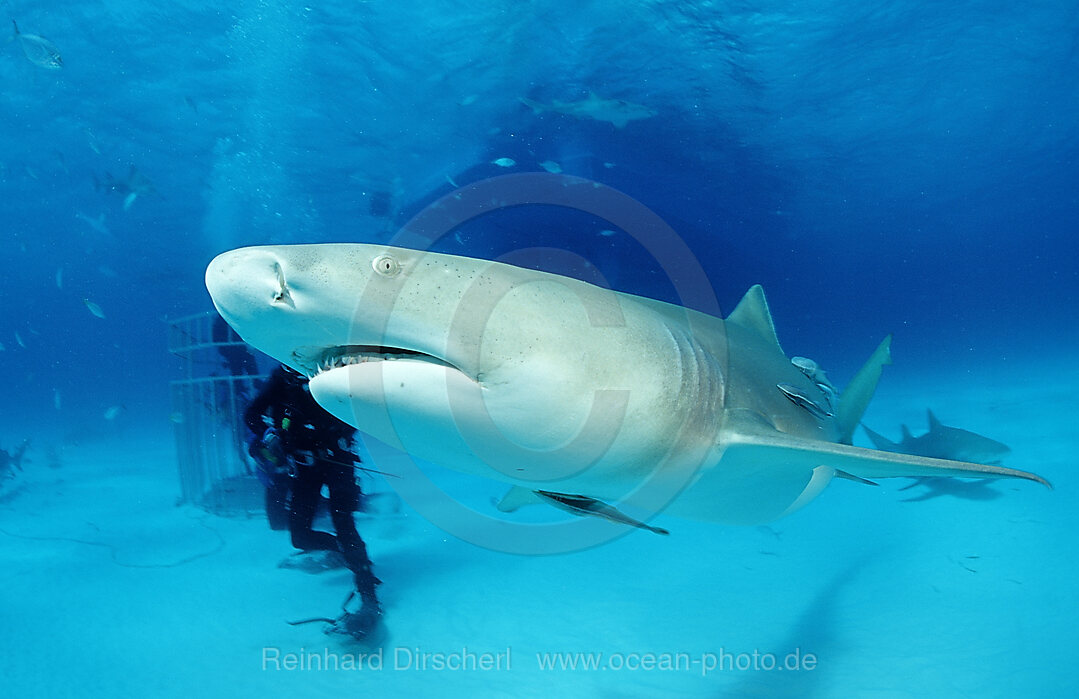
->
[324,604,384,643]
[288,591,386,644]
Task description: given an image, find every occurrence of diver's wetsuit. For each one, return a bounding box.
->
[244,367,381,604]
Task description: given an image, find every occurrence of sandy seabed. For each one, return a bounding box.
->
[1,358,1075,698]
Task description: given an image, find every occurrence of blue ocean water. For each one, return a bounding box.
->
[1,2,1076,697]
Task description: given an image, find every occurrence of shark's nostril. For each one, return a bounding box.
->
[272,262,295,307]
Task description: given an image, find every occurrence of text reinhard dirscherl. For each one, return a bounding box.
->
[262,647,511,672]
[261,647,818,676]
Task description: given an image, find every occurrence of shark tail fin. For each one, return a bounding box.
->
[836,335,893,444]
[862,424,899,452]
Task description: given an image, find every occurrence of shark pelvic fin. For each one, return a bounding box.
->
[494,486,543,513]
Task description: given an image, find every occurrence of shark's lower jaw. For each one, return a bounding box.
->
[293,344,459,380]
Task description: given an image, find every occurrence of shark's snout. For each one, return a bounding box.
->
[205,247,291,320]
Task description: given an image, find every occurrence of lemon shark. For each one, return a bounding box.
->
[520,93,656,129]
[205,244,1050,530]
[863,410,1011,465]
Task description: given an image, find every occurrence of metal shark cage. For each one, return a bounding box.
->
[168,311,269,514]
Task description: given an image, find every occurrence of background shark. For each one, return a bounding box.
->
[863,410,1011,465]
[205,243,1050,531]
[519,93,657,128]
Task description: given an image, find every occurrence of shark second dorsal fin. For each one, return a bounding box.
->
[836,335,892,444]
[901,424,914,441]
[927,409,941,430]
[727,285,782,352]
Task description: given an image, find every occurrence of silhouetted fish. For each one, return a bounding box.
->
[11,21,63,70]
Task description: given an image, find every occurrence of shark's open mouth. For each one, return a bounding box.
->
[295,344,458,379]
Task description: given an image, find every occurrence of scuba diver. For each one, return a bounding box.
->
[244,364,383,641]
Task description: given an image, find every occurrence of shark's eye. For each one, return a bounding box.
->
[372,254,400,277]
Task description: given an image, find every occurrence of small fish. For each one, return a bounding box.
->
[95,166,155,210]
[53,389,62,410]
[104,405,124,421]
[83,299,106,319]
[84,128,102,155]
[55,267,63,289]
[76,211,111,237]
[539,160,562,174]
[444,174,459,188]
[14,331,26,348]
[12,21,63,70]
[599,229,616,237]
[169,411,185,424]
[776,383,833,419]
[491,157,516,168]
[0,341,5,351]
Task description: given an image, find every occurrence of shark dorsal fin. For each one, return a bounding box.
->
[927,409,941,430]
[901,424,913,441]
[727,285,782,352]
[835,335,892,444]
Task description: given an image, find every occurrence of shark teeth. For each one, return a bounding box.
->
[300,345,450,379]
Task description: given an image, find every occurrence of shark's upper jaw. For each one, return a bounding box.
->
[291,343,463,381]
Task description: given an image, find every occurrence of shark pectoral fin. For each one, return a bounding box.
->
[836,335,892,444]
[494,486,544,513]
[534,491,670,536]
[734,429,1052,489]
